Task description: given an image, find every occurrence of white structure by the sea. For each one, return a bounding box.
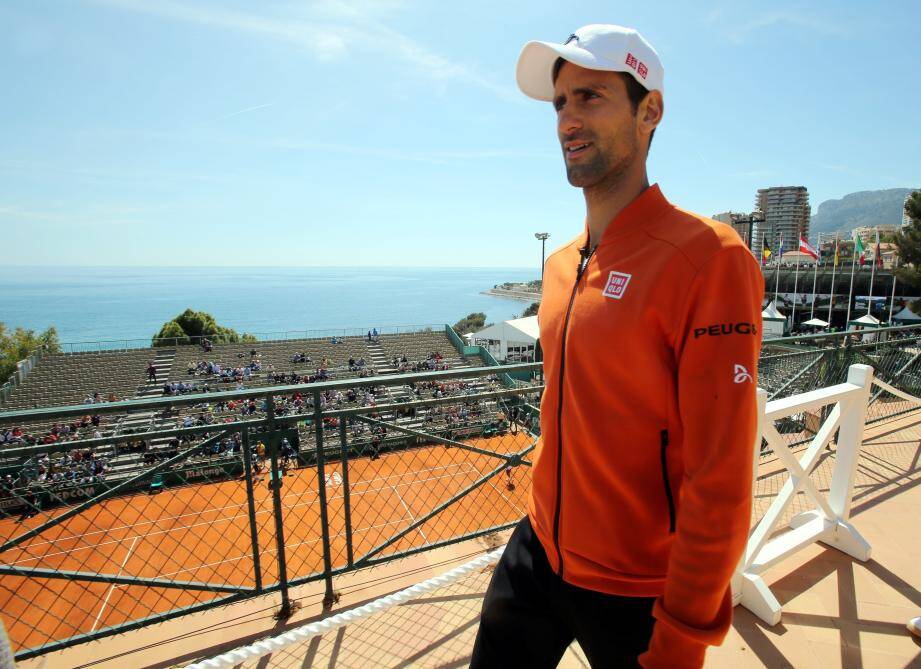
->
[468,316,539,362]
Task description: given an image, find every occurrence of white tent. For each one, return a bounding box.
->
[470,316,539,362]
[849,313,882,328]
[892,305,921,323]
[802,317,829,328]
[848,313,884,342]
[762,301,786,339]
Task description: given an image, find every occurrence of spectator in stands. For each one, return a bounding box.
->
[147,362,157,381]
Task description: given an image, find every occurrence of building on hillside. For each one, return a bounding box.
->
[853,224,901,244]
[868,242,899,268]
[756,186,810,257]
[778,250,817,266]
[469,316,539,362]
[712,210,764,250]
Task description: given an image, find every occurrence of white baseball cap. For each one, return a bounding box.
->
[516,24,664,101]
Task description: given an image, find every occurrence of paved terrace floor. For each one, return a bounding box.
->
[19,410,921,669]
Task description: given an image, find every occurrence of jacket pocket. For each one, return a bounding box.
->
[660,429,676,533]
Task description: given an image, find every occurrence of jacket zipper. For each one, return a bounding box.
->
[552,245,595,577]
[660,429,676,533]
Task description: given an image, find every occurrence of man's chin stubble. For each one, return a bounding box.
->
[565,158,608,188]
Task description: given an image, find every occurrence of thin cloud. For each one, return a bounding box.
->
[88,0,517,101]
[213,103,274,122]
[721,10,849,45]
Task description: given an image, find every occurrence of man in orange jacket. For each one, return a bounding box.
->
[471,24,764,668]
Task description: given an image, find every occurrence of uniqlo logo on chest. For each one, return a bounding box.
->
[602,271,632,300]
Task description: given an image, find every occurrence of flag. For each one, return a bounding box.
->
[834,239,840,267]
[762,240,772,265]
[778,233,784,259]
[875,240,883,268]
[799,236,819,260]
[854,233,866,265]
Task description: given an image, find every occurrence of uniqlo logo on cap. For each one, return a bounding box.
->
[602,271,632,300]
[637,62,648,79]
[625,53,638,70]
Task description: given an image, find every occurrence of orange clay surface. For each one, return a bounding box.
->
[0,431,534,654]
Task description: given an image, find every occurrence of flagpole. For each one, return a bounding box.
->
[889,255,898,323]
[867,227,878,315]
[827,234,838,325]
[810,232,820,319]
[792,236,802,328]
[846,233,858,328]
[773,233,782,303]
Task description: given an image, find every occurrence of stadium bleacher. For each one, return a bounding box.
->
[0,329,513,507]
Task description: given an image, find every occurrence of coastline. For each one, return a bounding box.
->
[481,288,542,303]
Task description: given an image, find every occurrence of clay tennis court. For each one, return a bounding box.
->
[0,431,534,655]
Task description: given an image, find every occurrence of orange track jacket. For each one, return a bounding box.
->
[529,185,764,668]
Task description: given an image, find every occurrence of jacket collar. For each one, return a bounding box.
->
[580,183,672,250]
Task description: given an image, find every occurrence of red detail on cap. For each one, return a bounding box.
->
[637,62,648,79]
[625,53,638,70]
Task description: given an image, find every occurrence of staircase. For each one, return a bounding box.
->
[366,339,396,374]
[115,348,176,440]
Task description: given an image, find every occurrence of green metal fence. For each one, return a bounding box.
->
[3,324,921,660]
[0,363,541,660]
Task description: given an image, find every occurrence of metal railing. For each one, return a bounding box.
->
[0,363,541,660]
[54,324,447,354]
[4,324,921,660]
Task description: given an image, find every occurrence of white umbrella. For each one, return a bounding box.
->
[802,318,829,328]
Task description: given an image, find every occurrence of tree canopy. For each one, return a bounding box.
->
[1,323,60,383]
[453,312,488,336]
[894,190,921,289]
[521,302,540,318]
[153,309,257,346]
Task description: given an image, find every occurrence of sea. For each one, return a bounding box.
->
[0,267,538,350]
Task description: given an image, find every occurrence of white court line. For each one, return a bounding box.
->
[8,463,471,554]
[90,535,138,632]
[388,482,429,545]
[8,455,492,577]
[152,514,415,580]
[66,459,489,582]
[8,469,471,565]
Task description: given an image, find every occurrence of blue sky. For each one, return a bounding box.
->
[1,0,918,267]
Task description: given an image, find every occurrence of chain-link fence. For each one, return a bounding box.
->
[3,325,921,661]
[0,363,541,660]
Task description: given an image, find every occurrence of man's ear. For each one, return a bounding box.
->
[639,90,664,137]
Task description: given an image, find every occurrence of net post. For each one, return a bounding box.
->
[266,397,294,618]
[240,428,263,592]
[312,390,337,609]
[339,418,354,567]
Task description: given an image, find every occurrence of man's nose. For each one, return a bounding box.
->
[558,107,583,138]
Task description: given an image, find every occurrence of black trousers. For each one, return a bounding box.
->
[471,516,656,669]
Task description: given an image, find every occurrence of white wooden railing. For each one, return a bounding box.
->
[733,364,878,625]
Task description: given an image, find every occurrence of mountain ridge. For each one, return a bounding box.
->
[810,188,913,238]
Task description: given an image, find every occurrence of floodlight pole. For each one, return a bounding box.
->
[535,233,550,292]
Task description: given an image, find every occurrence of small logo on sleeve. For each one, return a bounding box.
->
[733,364,753,384]
[602,271,632,300]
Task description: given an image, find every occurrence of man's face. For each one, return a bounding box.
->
[553,62,641,189]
